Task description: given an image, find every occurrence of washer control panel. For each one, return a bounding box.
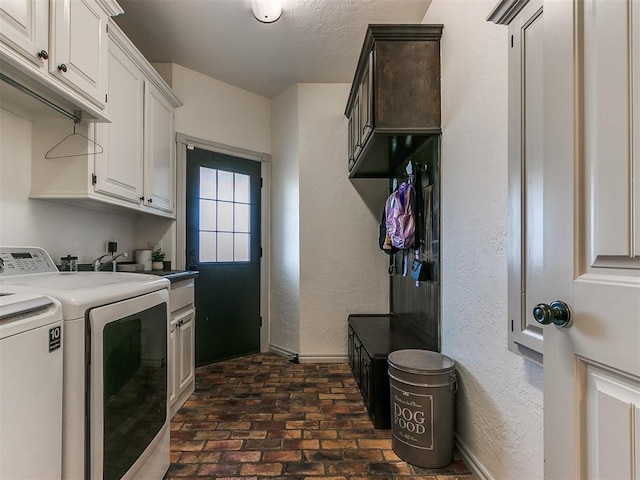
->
[0,247,57,276]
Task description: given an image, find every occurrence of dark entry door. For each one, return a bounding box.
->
[186,147,261,366]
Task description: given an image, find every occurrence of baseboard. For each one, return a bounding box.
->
[297,353,348,363]
[269,344,297,358]
[455,433,495,480]
[268,345,347,364]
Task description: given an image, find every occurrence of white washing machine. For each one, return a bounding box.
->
[0,247,171,480]
[0,292,63,480]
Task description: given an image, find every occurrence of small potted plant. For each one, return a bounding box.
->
[151,248,165,270]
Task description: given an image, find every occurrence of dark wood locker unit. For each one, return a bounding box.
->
[348,315,429,429]
[345,24,443,178]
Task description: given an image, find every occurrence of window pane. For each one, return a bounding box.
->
[199,199,217,231]
[234,233,250,261]
[235,173,250,203]
[218,233,233,262]
[199,167,217,200]
[218,171,234,202]
[218,202,233,231]
[235,204,250,233]
[200,232,217,262]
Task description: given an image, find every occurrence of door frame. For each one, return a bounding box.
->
[175,132,271,354]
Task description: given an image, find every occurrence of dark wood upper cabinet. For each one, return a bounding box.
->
[345,25,443,178]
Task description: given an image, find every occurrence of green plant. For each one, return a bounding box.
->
[152,248,165,262]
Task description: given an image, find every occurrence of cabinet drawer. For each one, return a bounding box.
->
[170,280,194,312]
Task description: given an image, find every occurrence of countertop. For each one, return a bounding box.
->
[143,270,199,283]
[73,264,198,283]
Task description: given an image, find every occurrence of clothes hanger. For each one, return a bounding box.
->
[45,119,103,159]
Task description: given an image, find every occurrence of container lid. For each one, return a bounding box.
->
[388,349,455,374]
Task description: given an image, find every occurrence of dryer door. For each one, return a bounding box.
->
[88,289,169,480]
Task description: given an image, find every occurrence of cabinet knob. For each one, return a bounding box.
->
[139,196,145,202]
[37,50,48,60]
[148,198,153,204]
[58,63,67,73]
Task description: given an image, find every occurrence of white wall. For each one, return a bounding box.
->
[0,107,143,263]
[170,64,271,155]
[297,84,389,359]
[270,85,301,353]
[422,2,544,479]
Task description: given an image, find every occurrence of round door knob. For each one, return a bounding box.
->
[533,300,571,327]
[58,63,67,73]
[37,50,48,60]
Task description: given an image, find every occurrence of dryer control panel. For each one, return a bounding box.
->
[0,247,57,276]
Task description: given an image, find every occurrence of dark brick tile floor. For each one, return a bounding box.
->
[165,353,474,479]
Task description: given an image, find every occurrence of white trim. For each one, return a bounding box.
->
[298,354,348,364]
[269,344,297,359]
[454,434,495,480]
[175,132,271,354]
[268,346,346,364]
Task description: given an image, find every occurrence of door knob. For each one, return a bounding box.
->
[532,300,571,327]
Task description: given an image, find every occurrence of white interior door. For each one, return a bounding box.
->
[543,0,640,478]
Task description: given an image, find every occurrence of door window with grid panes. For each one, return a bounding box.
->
[198,167,251,263]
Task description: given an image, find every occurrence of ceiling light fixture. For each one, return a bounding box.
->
[251,0,282,23]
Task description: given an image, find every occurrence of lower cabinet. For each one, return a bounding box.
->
[348,315,430,429]
[169,279,195,417]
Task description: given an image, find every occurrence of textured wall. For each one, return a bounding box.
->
[422,2,544,479]
[270,86,301,353]
[0,108,140,263]
[171,64,271,155]
[297,84,389,359]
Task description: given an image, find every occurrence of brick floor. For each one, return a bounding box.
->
[165,353,474,479]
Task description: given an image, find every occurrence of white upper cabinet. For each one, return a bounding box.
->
[489,0,544,363]
[144,83,175,214]
[0,0,123,121]
[94,33,144,203]
[30,20,182,219]
[50,0,109,108]
[0,0,49,71]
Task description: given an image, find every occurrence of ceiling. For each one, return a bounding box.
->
[113,0,431,98]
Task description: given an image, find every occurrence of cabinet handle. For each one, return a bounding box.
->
[37,50,48,60]
[148,198,153,204]
[58,63,67,73]
[139,196,145,202]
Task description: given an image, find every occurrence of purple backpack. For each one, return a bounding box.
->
[384,182,416,250]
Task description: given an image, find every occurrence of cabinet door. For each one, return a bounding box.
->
[50,0,108,108]
[178,312,195,391]
[169,321,177,405]
[94,39,144,203]
[144,82,175,214]
[347,326,355,370]
[0,0,49,69]
[360,351,372,411]
[351,95,361,161]
[347,112,355,170]
[352,334,362,382]
[359,51,373,147]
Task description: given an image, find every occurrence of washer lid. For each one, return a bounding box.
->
[0,293,53,320]
[388,349,455,374]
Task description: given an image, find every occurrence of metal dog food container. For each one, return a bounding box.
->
[388,349,456,468]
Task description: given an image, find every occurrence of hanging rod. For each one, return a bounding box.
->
[0,72,82,123]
